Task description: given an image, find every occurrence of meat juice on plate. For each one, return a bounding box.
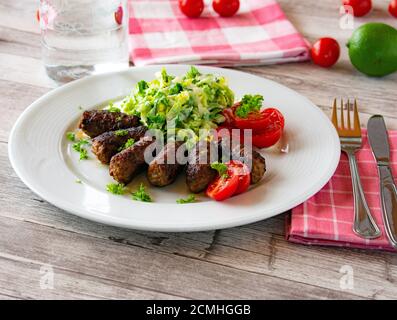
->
[39,0,129,82]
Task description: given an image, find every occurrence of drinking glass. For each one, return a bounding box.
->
[39,0,129,83]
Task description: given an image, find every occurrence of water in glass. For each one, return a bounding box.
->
[40,0,129,82]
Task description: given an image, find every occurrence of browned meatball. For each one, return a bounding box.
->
[78,110,140,138]
[147,141,184,187]
[186,140,218,193]
[92,126,147,164]
[109,136,156,184]
[219,139,266,184]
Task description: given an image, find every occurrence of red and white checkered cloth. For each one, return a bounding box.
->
[128,0,309,66]
[287,129,397,251]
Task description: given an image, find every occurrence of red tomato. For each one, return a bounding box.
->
[206,167,239,201]
[228,160,251,195]
[212,0,240,17]
[179,0,204,18]
[251,125,283,148]
[389,0,397,17]
[310,37,340,68]
[342,0,372,17]
[114,6,123,25]
[233,108,285,131]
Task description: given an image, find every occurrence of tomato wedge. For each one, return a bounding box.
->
[228,160,251,195]
[233,108,284,131]
[251,125,283,148]
[206,160,251,201]
[206,167,239,201]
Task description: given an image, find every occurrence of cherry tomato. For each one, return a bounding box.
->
[389,0,397,17]
[206,167,239,201]
[228,160,251,195]
[251,125,283,148]
[233,108,285,131]
[179,0,204,18]
[342,0,372,17]
[310,37,340,68]
[212,0,240,17]
[115,6,123,25]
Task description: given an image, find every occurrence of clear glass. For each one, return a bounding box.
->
[39,0,129,83]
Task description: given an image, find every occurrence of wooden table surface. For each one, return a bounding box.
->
[1,0,396,300]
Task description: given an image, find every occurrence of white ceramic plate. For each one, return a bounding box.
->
[9,65,340,232]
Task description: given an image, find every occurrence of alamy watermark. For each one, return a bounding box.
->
[39,264,54,290]
[339,264,354,290]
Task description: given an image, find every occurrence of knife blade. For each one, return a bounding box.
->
[368,115,397,249]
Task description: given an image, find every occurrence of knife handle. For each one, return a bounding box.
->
[347,152,381,239]
[378,165,397,248]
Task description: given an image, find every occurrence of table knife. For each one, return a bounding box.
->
[367,115,397,248]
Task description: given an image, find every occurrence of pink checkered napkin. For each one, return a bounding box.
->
[128,0,309,66]
[287,130,397,252]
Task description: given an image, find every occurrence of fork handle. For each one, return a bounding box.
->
[346,151,381,239]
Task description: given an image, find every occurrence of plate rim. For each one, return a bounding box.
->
[8,65,341,232]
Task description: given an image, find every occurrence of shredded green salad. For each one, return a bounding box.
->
[118,67,234,142]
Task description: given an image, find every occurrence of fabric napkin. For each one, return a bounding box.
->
[286,129,397,251]
[128,0,310,66]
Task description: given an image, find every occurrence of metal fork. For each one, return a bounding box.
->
[331,99,381,239]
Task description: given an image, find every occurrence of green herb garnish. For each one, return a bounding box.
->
[185,66,200,79]
[210,161,229,178]
[107,101,121,113]
[131,183,152,202]
[118,138,135,152]
[106,183,125,195]
[66,132,76,142]
[137,80,148,94]
[114,129,129,137]
[235,94,264,118]
[72,139,90,160]
[176,194,196,204]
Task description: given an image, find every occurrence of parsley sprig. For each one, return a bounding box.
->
[72,138,90,160]
[107,101,121,113]
[176,194,196,204]
[66,132,76,142]
[210,162,229,179]
[114,129,129,137]
[118,138,135,152]
[106,183,125,195]
[131,183,152,202]
[235,94,264,118]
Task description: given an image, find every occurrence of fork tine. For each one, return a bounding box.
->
[347,99,351,129]
[353,99,360,130]
[340,98,345,129]
[332,98,338,128]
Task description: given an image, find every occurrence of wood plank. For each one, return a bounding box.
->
[1,143,395,299]
[0,53,56,89]
[0,27,41,59]
[0,80,49,142]
[0,2,39,34]
[0,213,363,300]
[0,255,181,300]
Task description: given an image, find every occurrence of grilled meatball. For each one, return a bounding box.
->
[219,139,266,184]
[109,136,156,184]
[147,141,184,187]
[78,110,140,138]
[186,140,218,193]
[92,126,147,164]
